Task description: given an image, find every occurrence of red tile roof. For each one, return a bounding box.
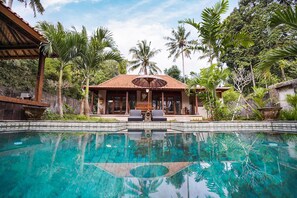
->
[89,75,187,90]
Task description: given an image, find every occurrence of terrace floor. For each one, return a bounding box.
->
[90,114,204,122]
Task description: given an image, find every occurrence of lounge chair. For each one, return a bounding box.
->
[151,110,167,121]
[128,110,143,121]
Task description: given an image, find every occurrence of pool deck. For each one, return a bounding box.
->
[91,114,203,122]
[0,120,297,133]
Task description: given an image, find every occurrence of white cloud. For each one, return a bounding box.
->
[107,19,209,76]
[10,0,231,77]
[42,0,80,9]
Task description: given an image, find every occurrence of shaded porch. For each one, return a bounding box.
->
[0,4,49,119]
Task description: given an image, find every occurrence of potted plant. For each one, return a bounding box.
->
[250,87,282,120]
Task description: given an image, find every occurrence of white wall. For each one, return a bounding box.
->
[278,87,295,110]
[181,90,189,114]
[98,90,106,114]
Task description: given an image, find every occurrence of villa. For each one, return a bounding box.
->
[88,74,229,118]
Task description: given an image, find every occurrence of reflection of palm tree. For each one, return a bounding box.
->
[125,178,163,197]
[80,134,89,173]
[49,133,62,178]
[166,170,185,189]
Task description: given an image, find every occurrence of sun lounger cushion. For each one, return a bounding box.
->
[128,110,143,121]
[151,110,167,121]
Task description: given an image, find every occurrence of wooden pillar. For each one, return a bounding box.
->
[195,90,199,115]
[125,91,129,115]
[97,92,100,115]
[90,91,94,114]
[161,92,164,111]
[35,52,45,102]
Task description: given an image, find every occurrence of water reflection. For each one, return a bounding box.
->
[0,131,296,197]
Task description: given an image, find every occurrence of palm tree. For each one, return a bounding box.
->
[38,21,83,117]
[164,25,195,83]
[188,64,229,120]
[2,0,44,17]
[128,40,161,75]
[125,179,163,197]
[259,5,297,74]
[74,27,122,117]
[180,0,229,66]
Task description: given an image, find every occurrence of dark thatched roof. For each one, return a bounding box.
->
[0,3,47,59]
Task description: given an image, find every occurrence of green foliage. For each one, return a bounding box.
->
[0,60,38,93]
[222,88,240,104]
[63,104,75,114]
[249,87,269,119]
[213,101,232,120]
[164,25,195,82]
[187,64,229,120]
[279,94,297,120]
[3,0,45,17]
[42,110,118,122]
[249,87,268,109]
[181,0,229,65]
[118,60,128,74]
[279,109,297,120]
[128,40,161,75]
[42,110,61,120]
[221,0,296,88]
[164,65,182,81]
[91,60,121,85]
[286,94,297,108]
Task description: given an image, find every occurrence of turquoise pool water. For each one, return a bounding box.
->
[0,131,297,197]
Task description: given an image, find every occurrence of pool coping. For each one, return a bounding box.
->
[0,120,297,133]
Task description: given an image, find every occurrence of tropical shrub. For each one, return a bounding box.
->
[42,110,118,122]
[279,94,297,120]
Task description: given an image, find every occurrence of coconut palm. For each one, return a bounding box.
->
[128,40,161,75]
[38,21,84,117]
[180,0,229,65]
[2,0,44,17]
[74,26,122,117]
[259,5,297,74]
[164,25,195,83]
[125,179,163,197]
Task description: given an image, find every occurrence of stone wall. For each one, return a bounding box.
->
[0,89,80,120]
[42,92,80,114]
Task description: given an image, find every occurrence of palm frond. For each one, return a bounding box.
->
[259,44,297,72]
[179,18,200,30]
[270,5,297,30]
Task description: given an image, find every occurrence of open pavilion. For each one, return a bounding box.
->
[0,3,48,120]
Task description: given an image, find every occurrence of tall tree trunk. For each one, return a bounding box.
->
[84,77,90,117]
[144,65,147,75]
[80,99,84,115]
[8,0,13,8]
[250,64,256,87]
[280,67,286,81]
[181,49,186,83]
[208,43,213,65]
[58,65,64,117]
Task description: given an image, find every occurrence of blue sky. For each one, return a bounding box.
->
[12,0,239,75]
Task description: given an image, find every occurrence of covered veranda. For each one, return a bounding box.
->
[0,3,49,119]
[88,75,230,118]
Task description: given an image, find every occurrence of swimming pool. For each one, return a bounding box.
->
[0,131,296,197]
